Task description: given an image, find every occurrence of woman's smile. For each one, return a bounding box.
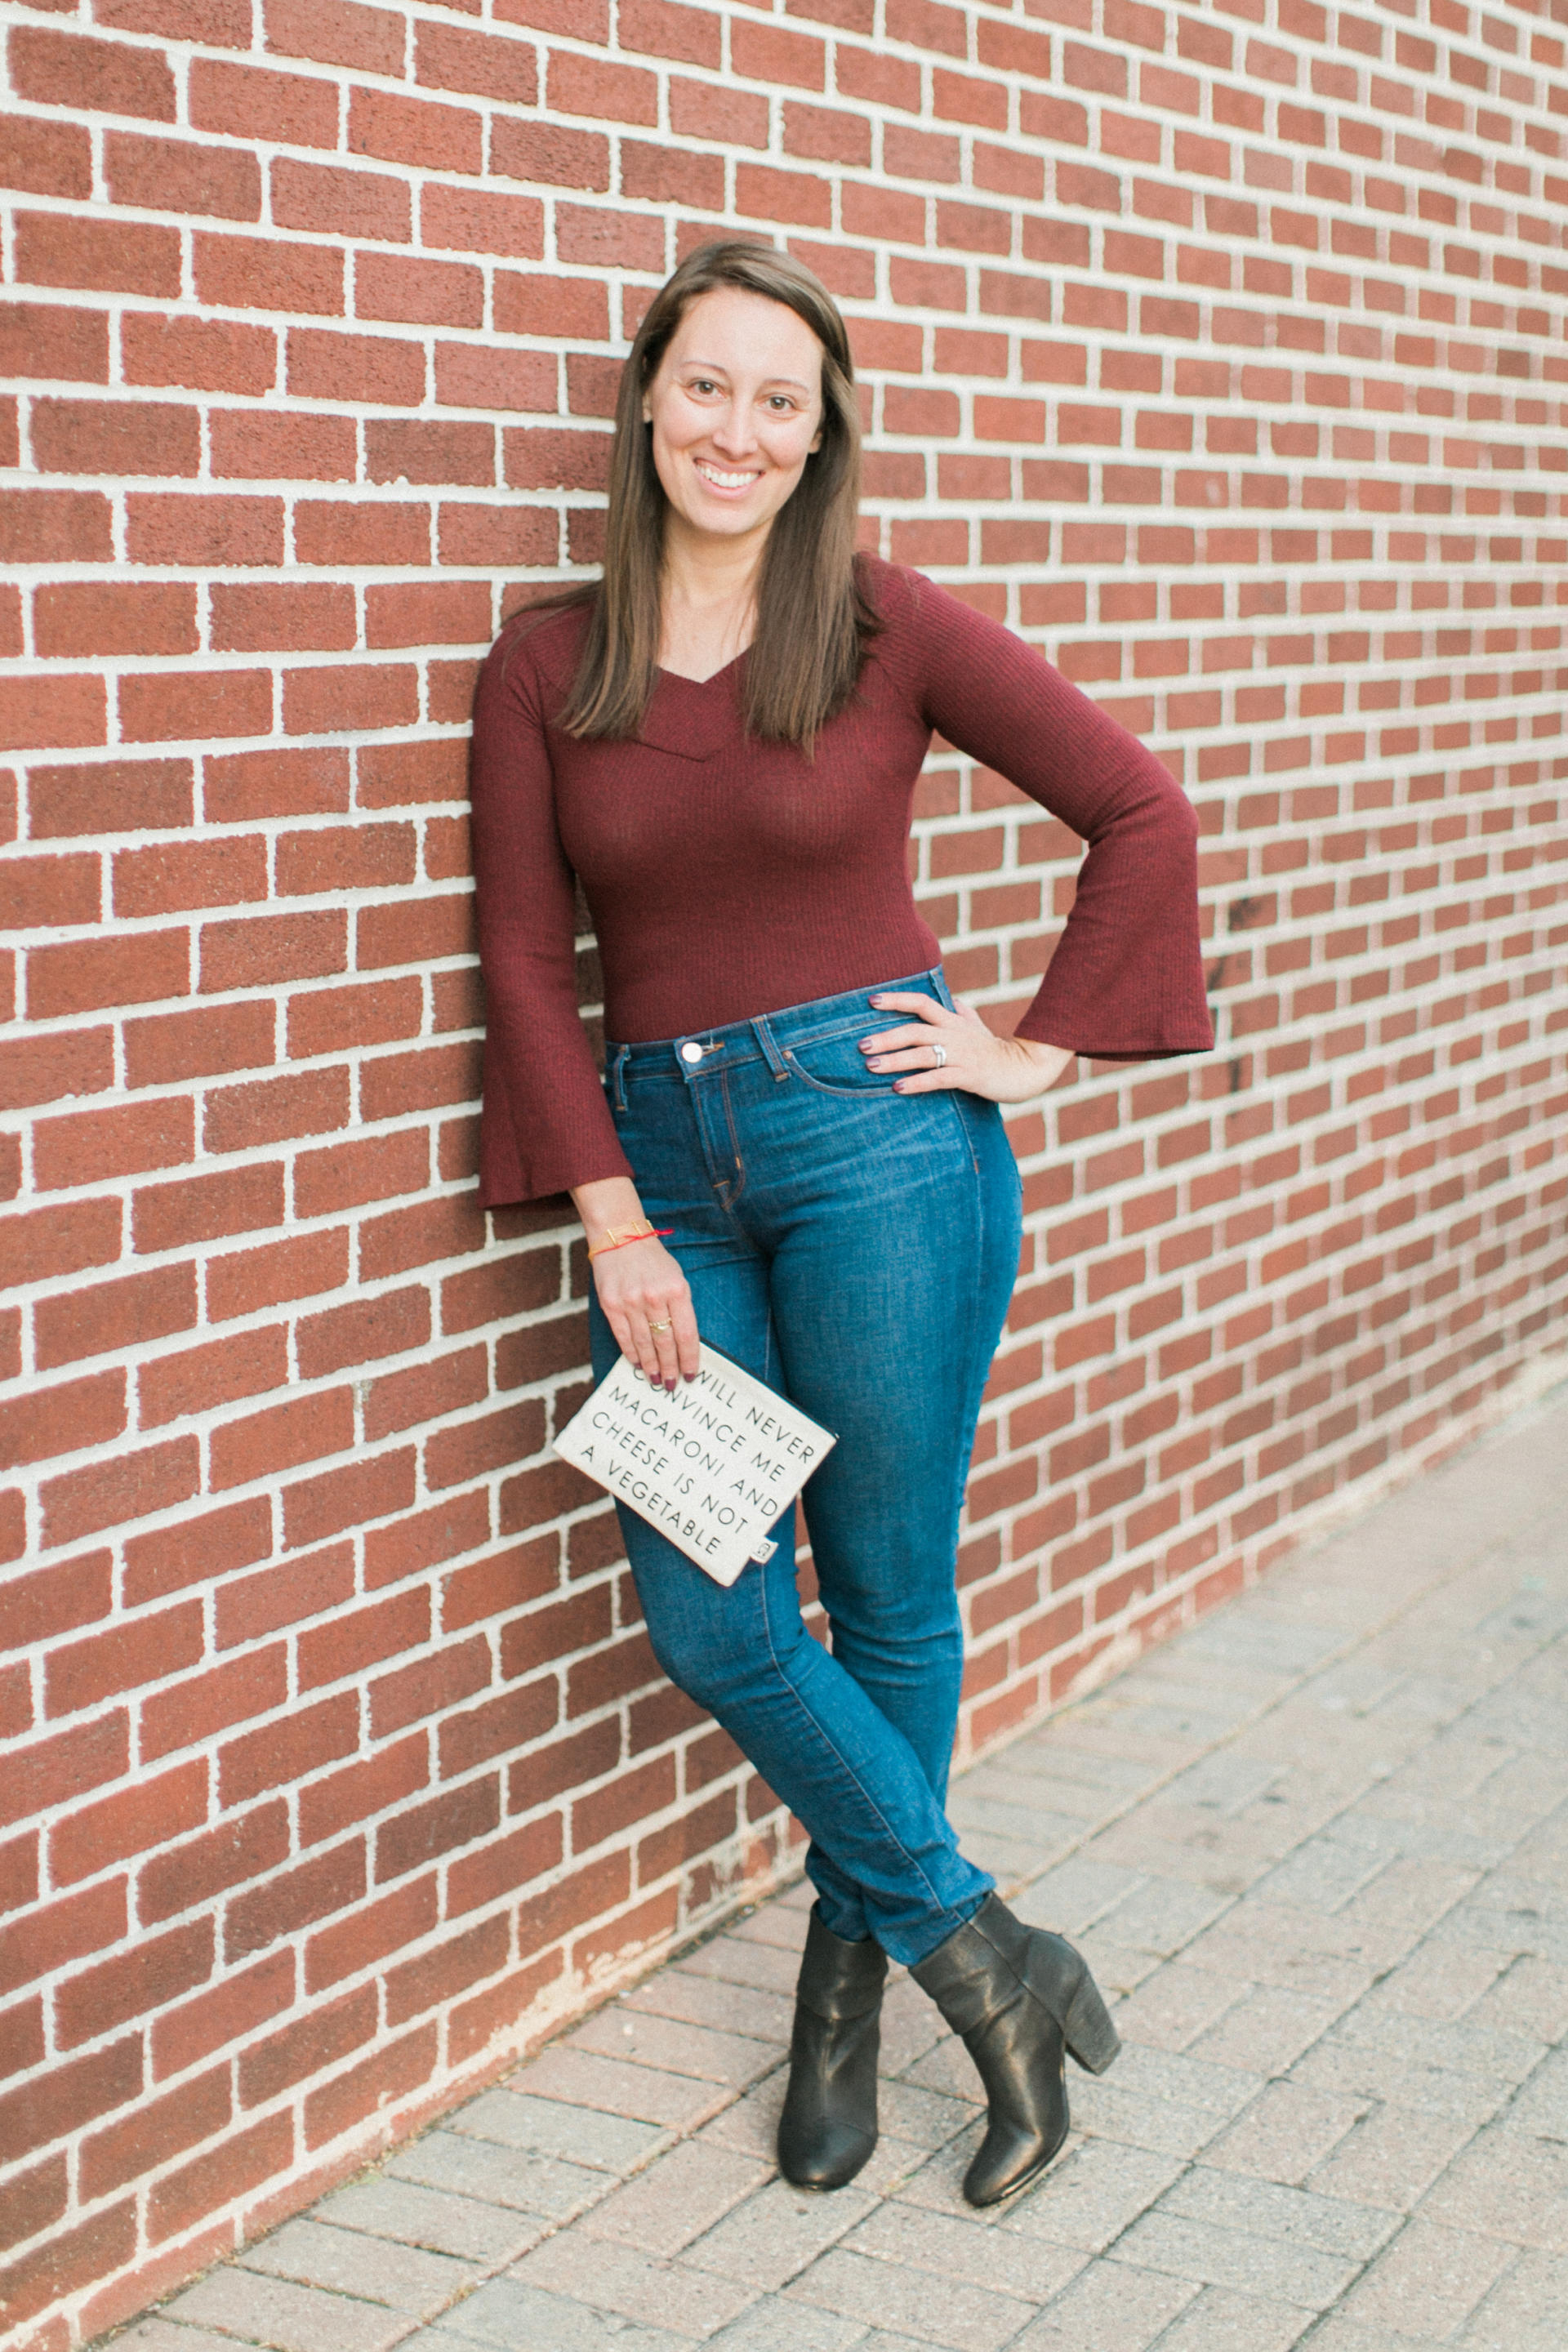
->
[643,286,826,552]
[692,457,763,493]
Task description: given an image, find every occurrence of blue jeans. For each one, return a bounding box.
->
[588,969,1023,1967]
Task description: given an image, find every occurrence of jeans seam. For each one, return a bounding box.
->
[951,1118,988,1538]
[715,1070,746,1209]
[756,1564,961,1931]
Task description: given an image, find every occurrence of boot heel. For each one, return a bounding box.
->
[1062,1970,1120,2075]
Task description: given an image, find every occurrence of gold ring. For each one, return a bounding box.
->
[647,1317,673,1334]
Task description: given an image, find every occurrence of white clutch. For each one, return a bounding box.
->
[552,1343,836,1586]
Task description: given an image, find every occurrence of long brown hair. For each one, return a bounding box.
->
[524,240,878,752]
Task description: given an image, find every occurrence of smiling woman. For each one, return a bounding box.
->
[468,238,1211,2213]
[548,241,880,747]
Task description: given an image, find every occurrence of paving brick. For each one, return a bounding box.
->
[1013,1858,1147,1939]
[1339,2215,1513,2339]
[673,1933,800,2000]
[1253,1838,1392,1916]
[998,2139,1185,2253]
[854,2338,962,2352]
[448,2087,665,2173]
[900,2034,987,2108]
[787,2244,1038,2351]
[1187,1984,1341,2075]
[564,2002,779,2091]
[1330,2005,1543,2087]
[877,2078,976,2152]
[1254,2323,1401,2352]
[872,2115,993,2222]
[844,2200,1085,2302]
[424,2276,693,2350]
[1306,2102,1476,2212]
[1111,2209,1356,2309]
[1357,1943,1510,2025]
[513,2231,757,2335]
[946,1780,1087,1864]
[692,2077,787,2163]
[1150,2285,1312,2352]
[113,2328,257,2352]
[1109,1966,1241,2054]
[1107,2047,1265,2122]
[577,2138,768,2254]
[1159,2167,1396,2263]
[1420,2123,1568,2252]
[1055,2075,1234,2161]
[1178,1907,1395,2008]
[702,2300,866,2351]
[164,2265,409,2351]
[1457,2247,1568,2352]
[1003,2256,1195,2350]
[1468,1955,1568,2048]
[385,2127,611,2222]
[682,2174,875,2292]
[1340,1856,1488,1940]
[1089,1878,1236,1959]
[1202,2082,1368,2187]
[725,1903,808,1953]
[506,2047,735,2132]
[237,2212,476,2314]
[627,1966,793,2046]
[315,2173,547,2264]
[1291,2039,1510,2132]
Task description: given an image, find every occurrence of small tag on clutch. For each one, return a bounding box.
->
[553,1343,835,1587]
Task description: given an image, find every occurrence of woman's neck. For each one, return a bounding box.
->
[657,517,768,680]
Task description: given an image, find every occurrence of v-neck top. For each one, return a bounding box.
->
[469,556,1213,1205]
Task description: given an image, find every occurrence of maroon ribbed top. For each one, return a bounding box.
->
[470,558,1213,1206]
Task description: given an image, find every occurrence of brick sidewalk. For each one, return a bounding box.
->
[114,1375,1568,2352]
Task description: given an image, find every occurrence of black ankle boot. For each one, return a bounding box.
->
[777,1905,888,2190]
[911,1891,1120,2207]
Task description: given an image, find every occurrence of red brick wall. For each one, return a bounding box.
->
[4,0,1567,2338]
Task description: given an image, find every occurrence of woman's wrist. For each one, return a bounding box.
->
[572,1175,648,1250]
[1009,1036,1073,1094]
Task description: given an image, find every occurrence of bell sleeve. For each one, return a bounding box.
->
[904,571,1214,1061]
[469,624,634,1207]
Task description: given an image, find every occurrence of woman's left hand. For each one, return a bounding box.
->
[859,991,1074,1104]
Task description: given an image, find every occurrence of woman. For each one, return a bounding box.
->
[470,241,1213,2207]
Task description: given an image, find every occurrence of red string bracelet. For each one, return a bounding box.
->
[586,1226,674,1260]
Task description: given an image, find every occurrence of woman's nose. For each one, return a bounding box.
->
[709,403,757,455]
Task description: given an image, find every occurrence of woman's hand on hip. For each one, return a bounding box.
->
[858,991,1074,1105]
[592,1237,699,1392]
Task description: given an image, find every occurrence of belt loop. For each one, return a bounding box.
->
[751,1014,791,1082]
[610,1042,629,1111]
[930,964,956,1012]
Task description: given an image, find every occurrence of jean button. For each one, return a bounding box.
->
[680,1041,703,1064]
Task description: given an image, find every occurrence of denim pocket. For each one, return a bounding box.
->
[782,1027,901,1098]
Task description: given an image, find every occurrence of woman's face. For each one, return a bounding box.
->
[642,286,826,548]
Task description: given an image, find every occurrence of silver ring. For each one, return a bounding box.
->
[931,1042,947,1069]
